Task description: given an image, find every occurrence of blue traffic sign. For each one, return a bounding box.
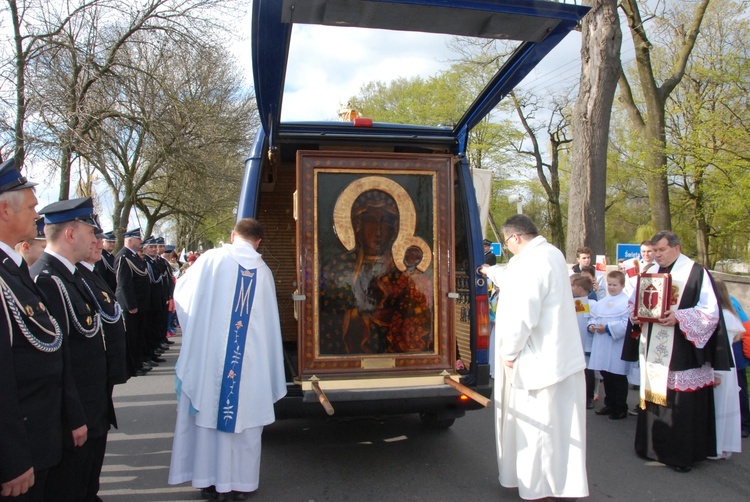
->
[617,243,641,261]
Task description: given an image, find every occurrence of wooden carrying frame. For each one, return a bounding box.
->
[633,273,672,322]
[295,151,455,377]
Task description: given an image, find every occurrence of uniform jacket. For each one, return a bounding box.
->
[144,255,166,311]
[94,249,118,293]
[78,263,129,389]
[0,248,85,482]
[115,247,151,311]
[157,255,175,300]
[31,252,114,440]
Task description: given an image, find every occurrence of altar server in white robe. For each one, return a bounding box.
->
[485,215,588,501]
[587,271,632,420]
[710,277,742,460]
[168,218,286,500]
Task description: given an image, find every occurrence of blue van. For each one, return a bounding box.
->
[238,0,588,427]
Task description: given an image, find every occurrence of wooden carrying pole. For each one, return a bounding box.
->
[311,380,335,416]
[443,375,491,407]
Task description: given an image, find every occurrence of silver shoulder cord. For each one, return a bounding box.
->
[49,275,101,339]
[0,276,63,352]
[124,257,149,277]
[146,261,162,284]
[79,276,123,324]
[101,255,115,272]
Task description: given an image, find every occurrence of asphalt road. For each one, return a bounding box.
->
[99,337,750,501]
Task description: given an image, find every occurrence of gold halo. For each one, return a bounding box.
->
[332,176,431,272]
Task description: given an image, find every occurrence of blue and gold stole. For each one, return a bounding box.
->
[217,266,257,432]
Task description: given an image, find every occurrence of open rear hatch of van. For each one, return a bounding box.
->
[247,0,588,419]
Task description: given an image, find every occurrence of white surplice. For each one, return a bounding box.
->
[493,236,588,500]
[713,309,742,458]
[168,240,286,493]
[587,292,631,375]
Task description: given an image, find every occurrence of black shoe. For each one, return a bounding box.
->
[742,429,750,439]
[139,365,153,372]
[154,348,165,355]
[609,411,628,420]
[159,342,170,350]
[672,465,692,473]
[595,406,613,416]
[151,356,166,363]
[200,486,216,499]
[586,399,594,409]
[233,492,254,501]
[135,369,148,376]
[165,339,175,345]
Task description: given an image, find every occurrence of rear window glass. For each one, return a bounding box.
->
[281,24,522,123]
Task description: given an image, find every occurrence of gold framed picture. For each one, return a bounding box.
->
[634,273,672,322]
[295,151,455,377]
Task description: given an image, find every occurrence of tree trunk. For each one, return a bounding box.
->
[59,144,73,200]
[619,0,711,232]
[10,0,26,169]
[548,197,565,251]
[567,0,622,261]
[644,115,671,231]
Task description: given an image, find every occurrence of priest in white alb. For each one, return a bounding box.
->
[168,218,286,500]
[481,215,588,501]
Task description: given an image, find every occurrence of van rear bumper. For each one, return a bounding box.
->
[273,378,492,420]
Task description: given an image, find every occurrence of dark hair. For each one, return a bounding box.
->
[640,240,653,247]
[500,214,538,239]
[576,247,591,257]
[651,230,680,247]
[571,273,593,292]
[712,277,736,315]
[234,218,264,241]
[607,270,626,286]
[580,265,596,276]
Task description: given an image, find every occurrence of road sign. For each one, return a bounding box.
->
[617,243,641,261]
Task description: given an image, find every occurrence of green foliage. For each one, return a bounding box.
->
[606,0,750,266]
[349,60,519,172]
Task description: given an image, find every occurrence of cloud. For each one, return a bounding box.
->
[281,25,459,121]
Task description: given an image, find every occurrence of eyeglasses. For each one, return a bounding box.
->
[503,233,523,246]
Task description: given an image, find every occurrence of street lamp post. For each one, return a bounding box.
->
[508,194,523,214]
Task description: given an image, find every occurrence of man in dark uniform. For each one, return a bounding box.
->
[30,197,113,502]
[0,159,86,501]
[483,239,497,266]
[78,230,129,388]
[142,236,167,365]
[94,231,117,292]
[14,218,46,267]
[154,237,175,346]
[115,228,151,377]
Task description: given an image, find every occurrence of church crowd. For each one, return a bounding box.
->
[481,221,748,500]
[1,159,180,501]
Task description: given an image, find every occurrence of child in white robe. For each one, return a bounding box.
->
[588,271,631,420]
[710,278,742,460]
[571,274,596,409]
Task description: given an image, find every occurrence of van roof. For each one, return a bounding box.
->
[252,0,589,153]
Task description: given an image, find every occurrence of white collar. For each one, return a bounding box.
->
[45,249,77,275]
[78,261,95,271]
[0,240,23,266]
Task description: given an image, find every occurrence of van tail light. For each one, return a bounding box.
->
[353,117,373,127]
[475,294,490,364]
